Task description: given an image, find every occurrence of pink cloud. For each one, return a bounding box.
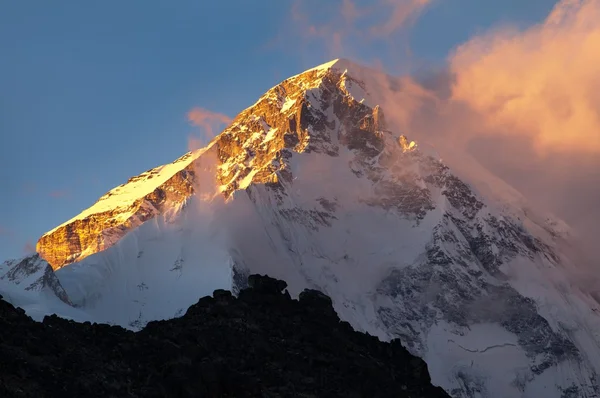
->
[187,107,232,149]
[188,107,232,136]
[435,0,600,276]
[370,0,432,37]
[449,0,600,155]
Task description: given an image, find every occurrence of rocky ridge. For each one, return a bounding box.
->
[36,152,200,270]
[0,274,449,398]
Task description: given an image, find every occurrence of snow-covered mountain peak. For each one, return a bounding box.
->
[8,58,600,397]
[36,59,398,270]
[304,58,352,72]
[287,58,367,79]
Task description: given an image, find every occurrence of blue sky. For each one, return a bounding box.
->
[0,0,558,260]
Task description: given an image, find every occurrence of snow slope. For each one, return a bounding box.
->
[53,194,234,329]
[3,58,600,398]
[0,255,90,323]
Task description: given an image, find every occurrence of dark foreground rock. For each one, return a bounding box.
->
[0,275,449,398]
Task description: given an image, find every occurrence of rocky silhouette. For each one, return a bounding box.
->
[0,274,449,398]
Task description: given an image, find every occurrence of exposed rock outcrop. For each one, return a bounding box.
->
[36,157,198,270]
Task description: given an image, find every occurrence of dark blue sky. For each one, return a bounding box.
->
[1,0,557,259]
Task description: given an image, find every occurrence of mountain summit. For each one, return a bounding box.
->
[3,59,600,397]
[36,58,386,270]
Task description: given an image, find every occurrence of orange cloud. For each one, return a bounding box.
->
[187,107,232,146]
[449,0,600,155]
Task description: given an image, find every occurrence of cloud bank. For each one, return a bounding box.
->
[442,0,600,266]
[449,0,600,155]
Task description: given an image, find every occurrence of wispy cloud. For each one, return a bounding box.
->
[188,107,232,138]
[187,107,232,150]
[370,0,431,37]
[286,0,432,61]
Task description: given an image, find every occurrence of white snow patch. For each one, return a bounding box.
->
[53,195,233,330]
[281,97,296,113]
[264,127,279,142]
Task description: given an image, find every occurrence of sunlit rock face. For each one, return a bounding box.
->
[37,157,198,270]
[36,59,400,270]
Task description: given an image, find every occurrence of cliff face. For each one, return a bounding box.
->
[0,274,449,398]
[211,64,393,196]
